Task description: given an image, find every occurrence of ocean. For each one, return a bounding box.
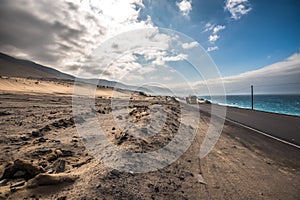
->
[200,95,300,117]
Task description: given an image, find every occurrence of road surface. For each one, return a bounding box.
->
[198,104,300,146]
[177,98,300,146]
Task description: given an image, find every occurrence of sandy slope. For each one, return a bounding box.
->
[0,78,299,199]
[0,76,125,98]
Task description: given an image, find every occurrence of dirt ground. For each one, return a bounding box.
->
[0,78,299,200]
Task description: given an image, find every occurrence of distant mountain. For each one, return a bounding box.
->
[0,52,171,95]
[0,52,74,80]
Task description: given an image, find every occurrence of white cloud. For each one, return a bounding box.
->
[0,0,154,75]
[207,46,219,52]
[182,41,199,49]
[152,53,188,66]
[193,53,300,94]
[204,23,215,32]
[176,0,192,17]
[224,0,252,20]
[209,35,220,43]
[213,25,226,34]
[204,23,225,45]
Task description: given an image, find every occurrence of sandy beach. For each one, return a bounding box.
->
[0,76,299,199]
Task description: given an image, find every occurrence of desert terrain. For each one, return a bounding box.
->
[0,76,299,199]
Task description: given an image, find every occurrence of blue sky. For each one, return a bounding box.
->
[0,0,299,94]
[139,0,300,76]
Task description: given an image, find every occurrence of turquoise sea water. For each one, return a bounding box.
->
[200,95,300,117]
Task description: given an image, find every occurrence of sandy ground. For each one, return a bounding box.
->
[0,77,299,199]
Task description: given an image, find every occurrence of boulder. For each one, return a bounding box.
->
[1,159,44,181]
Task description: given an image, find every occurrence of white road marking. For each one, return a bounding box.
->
[226,118,300,150]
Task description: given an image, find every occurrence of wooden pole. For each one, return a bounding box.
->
[251,85,254,110]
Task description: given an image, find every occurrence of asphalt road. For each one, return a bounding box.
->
[176,98,300,147]
[197,104,300,146]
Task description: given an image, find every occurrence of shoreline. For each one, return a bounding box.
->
[213,102,300,118]
[198,96,300,117]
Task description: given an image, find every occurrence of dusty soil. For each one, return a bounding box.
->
[0,78,299,199]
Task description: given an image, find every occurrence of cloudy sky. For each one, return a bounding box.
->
[0,0,299,94]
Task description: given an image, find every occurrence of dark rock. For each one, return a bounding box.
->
[50,111,57,114]
[38,137,46,143]
[0,111,11,116]
[57,196,67,200]
[205,100,211,104]
[52,118,74,129]
[110,169,120,177]
[13,170,26,178]
[31,131,42,137]
[117,135,128,145]
[54,160,66,173]
[61,150,73,157]
[39,125,51,133]
[38,161,48,168]
[179,173,185,181]
[20,136,29,141]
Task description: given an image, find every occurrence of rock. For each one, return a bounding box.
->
[47,169,54,174]
[32,149,52,157]
[0,179,8,186]
[10,180,26,188]
[0,111,11,116]
[120,135,128,141]
[13,170,26,178]
[71,139,78,143]
[27,173,78,188]
[47,153,58,162]
[197,174,206,185]
[38,161,48,168]
[31,131,42,137]
[61,150,73,157]
[117,135,128,145]
[1,159,43,181]
[205,100,211,104]
[55,149,63,156]
[54,160,66,173]
[52,118,74,128]
[20,136,29,141]
[38,137,46,143]
[110,169,120,177]
[57,196,67,200]
[178,173,185,181]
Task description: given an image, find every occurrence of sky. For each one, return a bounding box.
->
[0,0,299,94]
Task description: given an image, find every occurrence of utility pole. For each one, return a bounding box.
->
[251,85,254,110]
